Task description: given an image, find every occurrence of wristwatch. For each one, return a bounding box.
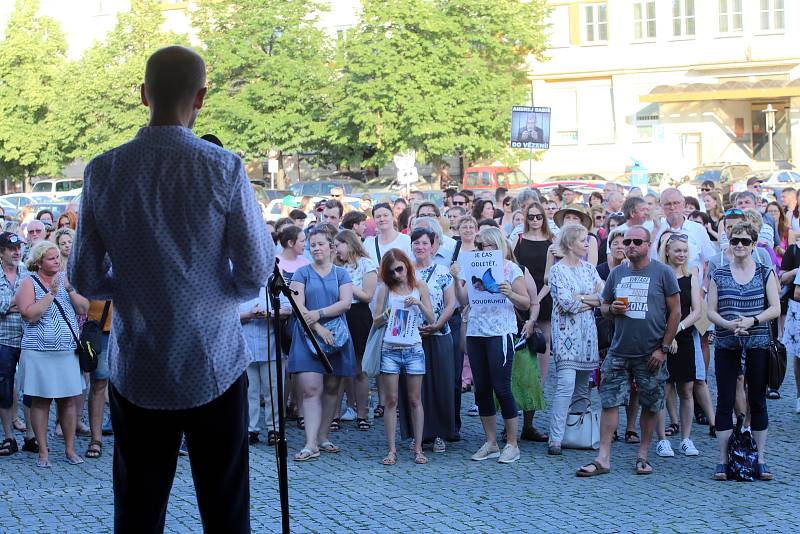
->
[752,315,760,326]
[661,344,672,355]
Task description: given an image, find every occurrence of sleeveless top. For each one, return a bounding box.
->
[384,288,423,346]
[676,274,696,340]
[712,263,771,350]
[21,272,79,351]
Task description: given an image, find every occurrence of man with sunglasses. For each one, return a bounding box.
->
[735,190,779,249]
[653,189,716,278]
[577,226,680,477]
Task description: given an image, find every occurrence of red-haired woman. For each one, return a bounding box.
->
[373,249,435,466]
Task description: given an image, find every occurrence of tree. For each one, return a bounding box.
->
[56,0,186,162]
[327,0,548,169]
[0,0,68,186]
[193,0,335,169]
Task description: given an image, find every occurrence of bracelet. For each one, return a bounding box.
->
[679,321,686,332]
[319,308,325,319]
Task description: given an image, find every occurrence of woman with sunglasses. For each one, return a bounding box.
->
[373,249,435,465]
[590,207,606,239]
[707,222,780,481]
[511,202,554,441]
[456,227,530,463]
[654,232,704,458]
[497,196,519,235]
[288,226,355,462]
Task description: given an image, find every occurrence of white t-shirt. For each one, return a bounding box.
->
[365,232,412,267]
[651,218,716,278]
[466,260,523,338]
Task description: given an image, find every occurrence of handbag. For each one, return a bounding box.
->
[32,276,99,373]
[760,267,787,390]
[304,315,349,356]
[563,402,600,450]
[79,301,111,356]
[362,324,386,378]
[594,311,613,351]
[726,414,758,481]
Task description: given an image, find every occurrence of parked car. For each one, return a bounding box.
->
[684,162,751,198]
[0,198,20,221]
[533,174,608,198]
[288,180,360,197]
[731,170,800,199]
[31,178,83,199]
[1,193,53,210]
[462,166,529,190]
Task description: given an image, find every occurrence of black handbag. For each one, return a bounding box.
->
[80,301,111,356]
[32,276,99,373]
[726,414,758,482]
[760,267,787,390]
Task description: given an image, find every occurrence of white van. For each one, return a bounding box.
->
[31,178,83,199]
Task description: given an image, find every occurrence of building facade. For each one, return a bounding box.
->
[529,0,800,182]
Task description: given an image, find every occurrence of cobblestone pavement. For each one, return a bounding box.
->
[2,361,799,533]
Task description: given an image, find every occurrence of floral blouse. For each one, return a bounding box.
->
[416,263,453,336]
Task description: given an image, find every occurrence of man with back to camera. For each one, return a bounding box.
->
[69,46,273,533]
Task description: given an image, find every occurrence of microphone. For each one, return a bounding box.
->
[201,134,223,148]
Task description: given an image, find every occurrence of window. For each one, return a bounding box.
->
[480,172,491,186]
[635,104,661,142]
[718,0,743,33]
[759,0,784,31]
[548,89,578,145]
[633,1,656,40]
[466,172,479,187]
[583,3,608,43]
[672,0,695,37]
[548,5,571,48]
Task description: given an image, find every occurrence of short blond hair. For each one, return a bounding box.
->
[25,240,59,272]
[558,224,587,255]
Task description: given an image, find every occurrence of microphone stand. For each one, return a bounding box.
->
[267,260,333,534]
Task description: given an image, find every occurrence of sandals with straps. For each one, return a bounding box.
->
[85,440,102,459]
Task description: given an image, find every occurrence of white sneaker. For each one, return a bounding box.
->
[796,397,800,414]
[433,437,446,453]
[656,439,675,457]
[467,405,479,417]
[471,442,500,461]
[340,407,357,421]
[498,443,520,464]
[680,438,699,456]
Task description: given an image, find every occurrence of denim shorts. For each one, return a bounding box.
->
[0,344,21,409]
[380,344,426,375]
[90,333,110,381]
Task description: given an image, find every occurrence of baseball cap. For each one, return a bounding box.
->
[746,176,763,187]
[0,232,25,248]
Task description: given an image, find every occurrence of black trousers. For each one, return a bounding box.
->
[110,373,250,534]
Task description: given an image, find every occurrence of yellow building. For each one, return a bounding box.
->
[529,0,800,182]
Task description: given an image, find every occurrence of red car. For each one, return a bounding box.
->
[462,166,530,191]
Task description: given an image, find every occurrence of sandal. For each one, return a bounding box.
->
[0,438,18,456]
[576,460,611,477]
[66,454,85,465]
[757,463,774,481]
[414,451,428,465]
[635,457,653,475]
[85,440,102,459]
[267,430,277,446]
[357,418,370,431]
[12,418,27,433]
[713,464,728,481]
[296,417,305,430]
[624,431,641,444]
[319,441,341,453]
[329,418,340,432]
[374,405,385,418]
[380,451,397,465]
[293,448,319,462]
[664,423,679,437]
[520,427,549,442]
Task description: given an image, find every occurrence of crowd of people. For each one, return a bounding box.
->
[2,175,799,480]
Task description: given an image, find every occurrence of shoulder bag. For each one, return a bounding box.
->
[362,287,391,378]
[304,267,350,356]
[760,266,787,390]
[32,276,99,373]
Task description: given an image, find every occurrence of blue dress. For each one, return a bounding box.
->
[288,264,356,376]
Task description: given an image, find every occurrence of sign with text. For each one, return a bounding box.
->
[510,106,551,149]
[462,250,506,311]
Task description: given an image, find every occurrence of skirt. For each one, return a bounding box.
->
[346,302,373,358]
[398,333,456,441]
[19,348,82,399]
[668,330,697,383]
[781,300,800,358]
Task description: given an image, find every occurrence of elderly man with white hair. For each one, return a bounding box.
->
[652,188,716,277]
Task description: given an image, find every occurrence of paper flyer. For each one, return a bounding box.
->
[462,250,506,309]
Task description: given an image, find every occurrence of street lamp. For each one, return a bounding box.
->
[762,104,776,170]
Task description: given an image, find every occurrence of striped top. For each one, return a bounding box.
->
[21,273,79,351]
[712,263,771,350]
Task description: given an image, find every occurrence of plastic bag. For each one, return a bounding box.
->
[726,415,758,482]
[494,346,545,412]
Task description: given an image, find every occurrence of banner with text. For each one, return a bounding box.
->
[510,106,551,149]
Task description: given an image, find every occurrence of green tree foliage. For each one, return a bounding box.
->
[193,0,335,161]
[0,0,68,182]
[56,0,186,162]
[328,0,548,168]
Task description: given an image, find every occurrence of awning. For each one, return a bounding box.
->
[640,79,800,103]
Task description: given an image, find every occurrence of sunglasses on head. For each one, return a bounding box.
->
[609,211,624,217]
[724,208,744,217]
[527,214,543,221]
[622,238,648,246]
[668,233,689,242]
[730,237,753,247]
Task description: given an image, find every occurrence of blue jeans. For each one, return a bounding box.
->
[0,344,21,409]
[90,333,111,381]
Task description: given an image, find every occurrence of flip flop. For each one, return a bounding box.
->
[576,460,611,477]
[319,441,341,453]
[414,451,428,465]
[624,431,641,444]
[635,457,653,475]
[12,418,27,433]
[380,452,397,465]
[293,448,319,462]
[36,458,51,468]
[66,455,85,465]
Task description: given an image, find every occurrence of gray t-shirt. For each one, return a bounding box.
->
[601,260,680,358]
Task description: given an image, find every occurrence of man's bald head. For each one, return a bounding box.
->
[143,46,206,110]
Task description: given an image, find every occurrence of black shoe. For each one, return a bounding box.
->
[248,432,260,445]
[695,410,709,425]
[766,389,781,400]
[0,438,19,456]
[21,437,39,453]
[709,425,716,438]
[267,430,277,446]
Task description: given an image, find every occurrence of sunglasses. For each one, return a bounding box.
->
[594,215,605,220]
[730,237,753,247]
[609,211,624,217]
[452,201,466,206]
[623,238,648,246]
[700,188,712,192]
[391,265,405,274]
[331,194,342,198]
[527,214,544,221]
[724,208,744,217]
[668,233,689,242]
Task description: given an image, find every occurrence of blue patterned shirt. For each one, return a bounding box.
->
[69,126,275,410]
[0,263,29,348]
